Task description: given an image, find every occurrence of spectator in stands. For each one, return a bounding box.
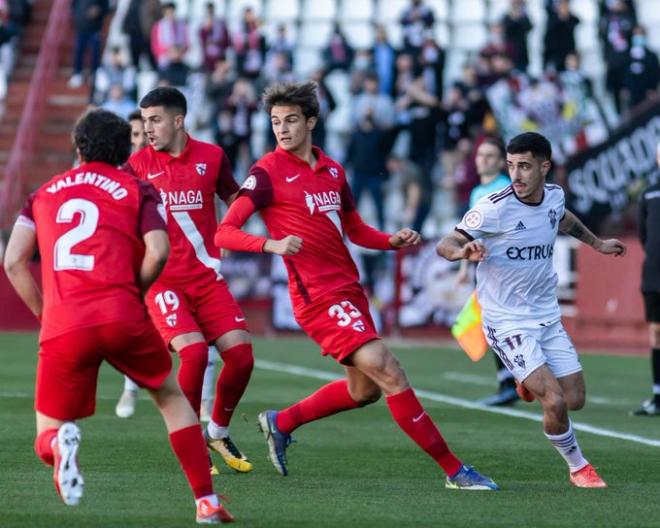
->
[322,23,354,73]
[267,24,294,72]
[450,138,479,219]
[387,155,423,228]
[349,49,374,95]
[346,108,389,230]
[233,7,266,80]
[392,53,416,124]
[100,84,136,120]
[213,108,239,171]
[122,0,160,71]
[372,25,396,96]
[622,26,660,112]
[501,0,532,72]
[199,1,231,73]
[399,0,435,57]
[310,69,336,151]
[440,83,471,193]
[69,0,109,89]
[158,45,190,88]
[543,0,580,72]
[94,46,137,105]
[207,57,235,109]
[396,73,440,233]
[480,22,515,65]
[151,2,188,70]
[632,142,660,417]
[418,32,445,100]
[352,72,395,131]
[599,0,636,114]
[222,77,257,172]
[264,50,295,85]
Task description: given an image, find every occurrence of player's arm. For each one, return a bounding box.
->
[559,209,626,256]
[139,230,169,296]
[4,223,42,319]
[436,230,486,262]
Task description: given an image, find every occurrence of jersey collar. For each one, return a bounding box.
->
[150,133,194,164]
[275,145,330,173]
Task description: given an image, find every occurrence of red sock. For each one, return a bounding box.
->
[177,342,208,418]
[276,380,360,434]
[34,428,58,466]
[169,425,214,499]
[211,344,254,426]
[386,388,462,476]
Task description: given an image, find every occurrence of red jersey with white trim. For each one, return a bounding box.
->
[236,146,382,310]
[128,135,238,284]
[16,161,166,343]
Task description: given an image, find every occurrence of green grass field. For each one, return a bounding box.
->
[1,332,659,527]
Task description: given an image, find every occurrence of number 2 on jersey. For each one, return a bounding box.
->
[54,198,99,271]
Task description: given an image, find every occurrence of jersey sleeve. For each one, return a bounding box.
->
[137,180,167,236]
[215,151,240,201]
[237,165,273,209]
[339,178,357,212]
[455,198,500,240]
[15,192,37,230]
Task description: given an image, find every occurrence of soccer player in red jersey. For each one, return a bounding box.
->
[215,81,498,490]
[128,87,254,473]
[3,109,233,523]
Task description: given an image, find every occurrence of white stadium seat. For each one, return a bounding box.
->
[576,22,599,54]
[263,0,300,21]
[227,0,263,19]
[451,0,486,24]
[338,0,375,22]
[572,0,598,24]
[343,21,375,49]
[375,0,410,23]
[293,48,322,77]
[426,0,449,21]
[301,0,337,21]
[298,20,334,48]
[451,22,487,52]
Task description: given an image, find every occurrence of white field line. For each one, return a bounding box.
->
[255,359,660,448]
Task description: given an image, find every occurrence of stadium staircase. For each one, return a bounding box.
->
[0,0,92,229]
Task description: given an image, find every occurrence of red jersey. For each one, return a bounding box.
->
[128,135,238,285]
[216,146,393,311]
[17,161,166,343]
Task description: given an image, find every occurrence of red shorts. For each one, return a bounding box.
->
[145,278,247,346]
[295,283,380,364]
[35,319,171,421]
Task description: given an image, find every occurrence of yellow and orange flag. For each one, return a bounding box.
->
[451,292,488,362]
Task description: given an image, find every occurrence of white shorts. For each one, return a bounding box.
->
[483,320,582,382]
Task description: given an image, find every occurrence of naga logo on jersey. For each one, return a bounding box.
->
[159,189,203,211]
[328,167,339,179]
[304,190,342,215]
[196,163,207,176]
[505,244,554,261]
[548,209,557,229]
[241,175,257,190]
[463,209,483,229]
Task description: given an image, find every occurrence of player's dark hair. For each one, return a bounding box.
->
[72,109,131,166]
[128,109,142,122]
[262,81,320,119]
[139,86,187,116]
[480,136,506,159]
[506,132,552,161]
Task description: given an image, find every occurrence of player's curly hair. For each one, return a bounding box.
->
[507,132,552,161]
[262,81,320,119]
[72,109,131,167]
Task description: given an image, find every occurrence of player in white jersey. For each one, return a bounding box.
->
[437,132,626,488]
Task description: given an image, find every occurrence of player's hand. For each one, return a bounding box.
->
[596,238,626,257]
[390,228,421,248]
[264,235,303,256]
[461,241,486,262]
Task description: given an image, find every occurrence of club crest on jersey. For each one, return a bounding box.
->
[548,209,557,228]
[195,163,207,176]
[304,190,341,215]
[328,167,339,179]
[352,320,365,332]
[159,189,203,211]
[463,209,483,229]
[166,313,177,327]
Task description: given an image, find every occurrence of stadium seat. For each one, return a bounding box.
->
[638,0,660,25]
[487,0,509,23]
[298,20,334,48]
[451,23,487,52]
[444,49,469,86]
[434,21,450,47]
[263,0,300,21]
[343,21,375,49]
[227,0,264,19]
[383,22,404,49]
[576,22,599,54]
[293,48,322,76]
[426,0,449,22]
[375,0,410,24]
[338,0,374,23]
[451,0,486,24]
[301,0,337,21]
[572,0,598,24]
[261,21,298,44]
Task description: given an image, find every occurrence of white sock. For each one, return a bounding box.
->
[207,420,229,440]
[201,347,217,402]
[124,376,139,392]
[195,493,218,508]
[544,420,588,472]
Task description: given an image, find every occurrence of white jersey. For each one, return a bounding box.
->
[456,183,565,330]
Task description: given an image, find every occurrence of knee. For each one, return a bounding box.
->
[566,390,586,411]
[220,343,254,373]
[543,391,568,419]
[178,342,208,367]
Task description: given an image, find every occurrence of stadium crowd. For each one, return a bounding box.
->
[75,0,660,236]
